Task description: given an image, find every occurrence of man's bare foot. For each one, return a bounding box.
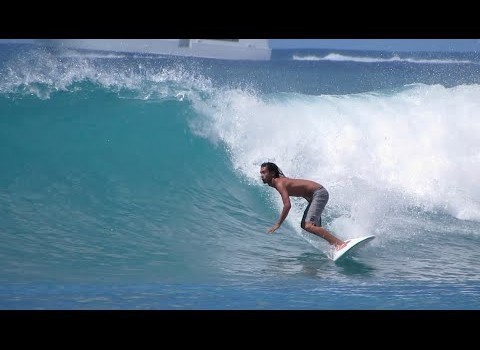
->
[334,240,350,251]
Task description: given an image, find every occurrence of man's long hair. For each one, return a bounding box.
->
[261,162,285,178]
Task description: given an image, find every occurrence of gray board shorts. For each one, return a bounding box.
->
[301,187,329,227]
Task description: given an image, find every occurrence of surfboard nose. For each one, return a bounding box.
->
[331,235,375,262]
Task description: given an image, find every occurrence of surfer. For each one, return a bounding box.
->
[260,162,347,251]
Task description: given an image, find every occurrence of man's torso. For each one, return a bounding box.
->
[274,177,323,201]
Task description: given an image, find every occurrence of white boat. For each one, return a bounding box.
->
[34,39,271,61]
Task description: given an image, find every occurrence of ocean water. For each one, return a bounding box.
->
[1,43,480,310]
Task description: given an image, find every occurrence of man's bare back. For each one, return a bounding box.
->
[271,177,322,201]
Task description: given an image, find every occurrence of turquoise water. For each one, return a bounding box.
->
[1,44,480,309]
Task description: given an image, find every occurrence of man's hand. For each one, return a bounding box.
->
[267,224,281,234]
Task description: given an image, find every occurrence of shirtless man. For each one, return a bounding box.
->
[260,162,346,250]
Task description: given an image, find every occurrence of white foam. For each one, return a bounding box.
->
[191,84,480,234]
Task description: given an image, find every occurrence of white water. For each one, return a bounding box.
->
[191,83,480,250]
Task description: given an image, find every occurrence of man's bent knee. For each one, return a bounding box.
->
[303,221,316,231]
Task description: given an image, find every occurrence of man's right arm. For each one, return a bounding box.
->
[276,186,292,227]
[267,183,291,233]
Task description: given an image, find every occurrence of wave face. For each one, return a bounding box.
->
[1,44,480,309]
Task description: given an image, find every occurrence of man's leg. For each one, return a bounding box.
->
[301,189,346,249]
[303,222,346,249]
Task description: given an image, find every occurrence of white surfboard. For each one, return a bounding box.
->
[331,235,375,262]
